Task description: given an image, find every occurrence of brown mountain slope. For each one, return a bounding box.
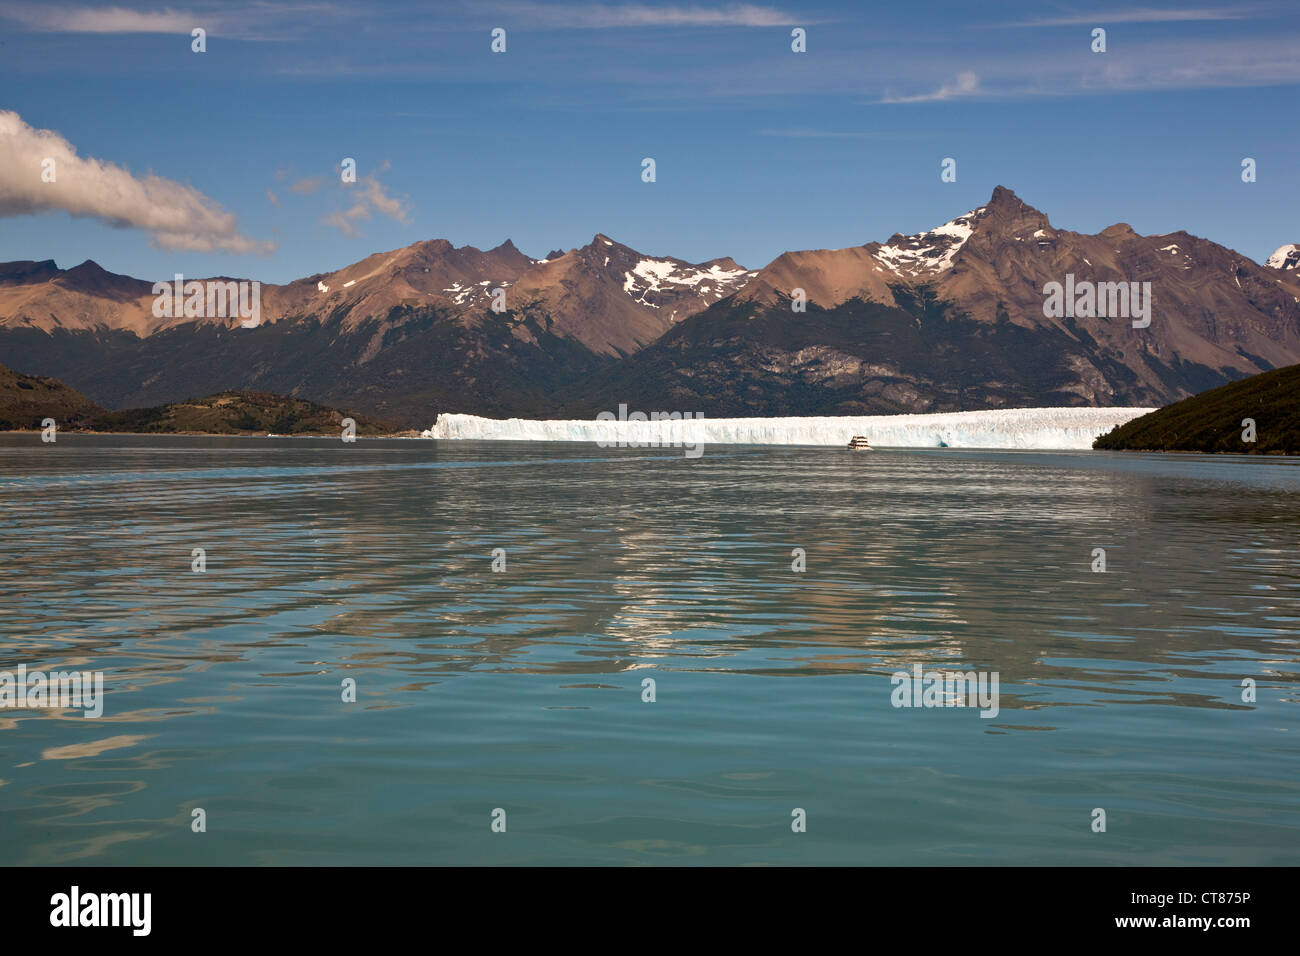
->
[501,234,754,355]
[556,187,1300,416]
[734,245,898,311]
[0,234,751,358]
[924,189,1300,400]
[260,238,537,332]
[0,259,158,334]
[726,186,1300,405]
[0,240,538,336]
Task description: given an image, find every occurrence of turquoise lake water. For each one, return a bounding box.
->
[0,435,1296,865]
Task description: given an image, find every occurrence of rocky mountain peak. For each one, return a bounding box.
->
[976,185,1053,237]
[0,259,60,283]
[1099,222,1138,239]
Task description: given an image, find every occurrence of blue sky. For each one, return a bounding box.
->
[1,1,1298,283]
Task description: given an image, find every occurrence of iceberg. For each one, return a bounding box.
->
[423,407,1157,451]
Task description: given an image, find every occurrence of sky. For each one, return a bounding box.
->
[1,0,1298,284]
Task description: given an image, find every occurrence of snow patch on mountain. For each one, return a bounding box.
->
[874,207,984,276]
[442,281,472,305]
[1265,243,1300,270]
[621,258,754,308]
[424,406,1155,451]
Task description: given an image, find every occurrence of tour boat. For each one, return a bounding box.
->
[847,435,872,450]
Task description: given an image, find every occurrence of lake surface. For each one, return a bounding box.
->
[0,434,1296,865]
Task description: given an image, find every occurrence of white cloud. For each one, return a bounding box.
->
[0,3,197,33]
[878,71,979,104]
[321,164,410,237]
[484,2,803,28]
[0,110,273,253]
[1008,7,1250,27]
[0,1,359,38]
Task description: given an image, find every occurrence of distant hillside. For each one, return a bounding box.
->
[1094,364,1300,454]
[0,363,105,429]
[92,391,397,435]
[0,364,397,435]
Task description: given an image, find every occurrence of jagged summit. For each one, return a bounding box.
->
[867,186,1058,279]
[985,184,1036,215]
[975,185,1053,234]
[0,259,61,282]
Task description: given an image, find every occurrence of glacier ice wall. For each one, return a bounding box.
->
[424,407,1156,450]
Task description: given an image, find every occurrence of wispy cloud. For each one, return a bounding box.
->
[0,1,360,38]
[1007,7,1252,27]
[0,3,196,33]
[290,176,325,195]
[860,28,1300,105]
[0,110,273,253]
[321,162,410,238]
[877,70,979,104]
[758,128,920,140]
[483,2,805,28]
[266,188,280,207]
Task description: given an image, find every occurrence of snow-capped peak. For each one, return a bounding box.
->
[873,207,984,276]
[1265,243,1300,271]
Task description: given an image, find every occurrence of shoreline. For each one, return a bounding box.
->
[0,428,424,438]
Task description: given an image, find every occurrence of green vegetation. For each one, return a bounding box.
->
[1094,363,1300,454]
[0,363,398,435]
[0,363,105,430]
[94,391,396,435]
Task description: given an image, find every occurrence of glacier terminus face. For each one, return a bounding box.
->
[423,407,1157,451]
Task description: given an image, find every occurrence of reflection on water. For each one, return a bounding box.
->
[0,435,1297,865]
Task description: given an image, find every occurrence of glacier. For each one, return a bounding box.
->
[423,407,1156,451]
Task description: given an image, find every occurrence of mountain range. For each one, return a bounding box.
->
[3,186,1298,426]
